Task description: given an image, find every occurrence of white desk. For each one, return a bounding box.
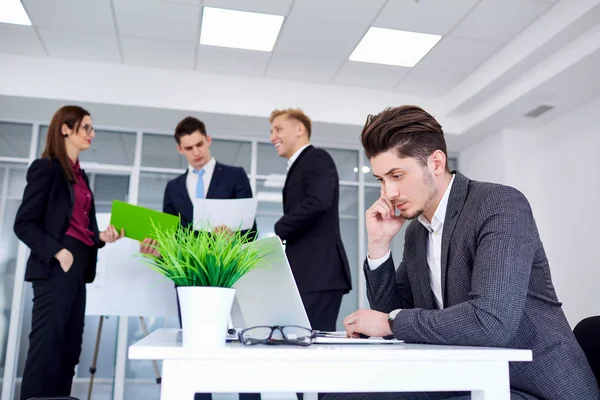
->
[128,329,532,400]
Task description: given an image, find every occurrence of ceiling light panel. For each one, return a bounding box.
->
[200,7,284,52]
[349,27,441,67]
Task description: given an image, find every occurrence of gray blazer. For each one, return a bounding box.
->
[365,172,599,400]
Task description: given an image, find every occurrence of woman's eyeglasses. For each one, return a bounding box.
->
[80,124,94,135]
[238,325,316,347]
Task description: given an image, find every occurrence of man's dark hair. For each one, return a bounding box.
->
[361,105,449,171]
[174,116,207,144]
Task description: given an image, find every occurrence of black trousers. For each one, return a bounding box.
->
[175,288,261,400]
[20,236,89,400]
[300,290,345,332]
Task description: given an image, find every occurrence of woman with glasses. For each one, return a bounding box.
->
[14,105,124,400]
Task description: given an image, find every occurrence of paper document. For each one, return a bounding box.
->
[192,198,257,231]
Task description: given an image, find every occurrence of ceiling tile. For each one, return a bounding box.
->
[415,37,501,75]
[22,0,116,35]
[395,68,465,96]
[291,0,386,24]
[451,0,552,43]
[196,45,270,77]
[203,0,293,16]
[0,24,46,56]
[121,38,195,69]
[374,0,479,36]
[114,0,200,43]
[332,61,409,90]
[38,28,121,63]
[265,54,342,84]
[274,16,368,60]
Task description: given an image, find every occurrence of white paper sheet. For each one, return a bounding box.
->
[192,198,257,231]
[87,213,178,317]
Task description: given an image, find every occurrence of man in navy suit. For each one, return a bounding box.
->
[141,116,258,400]
[141,116,257,237]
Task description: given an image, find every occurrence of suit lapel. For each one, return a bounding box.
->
[414,224,436,309]
[283,145,313,192]
[440,172,469,304]
[55,159,74,206]
[175,171,193,222]
[206,162,224,199]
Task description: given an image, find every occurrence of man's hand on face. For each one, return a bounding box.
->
[365,193,406,259]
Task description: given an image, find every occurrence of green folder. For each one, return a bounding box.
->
[109,200,180,241]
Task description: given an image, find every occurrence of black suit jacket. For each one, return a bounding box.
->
[275,145,352,293]
[14,158,105,283]
[163,161,257,240]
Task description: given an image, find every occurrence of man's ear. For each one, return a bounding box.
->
[176,144,184,155]
[206,134,212,147]
[429,150,447,175]
[295,121,305,138]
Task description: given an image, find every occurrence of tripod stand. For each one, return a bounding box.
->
[87,316,161,400]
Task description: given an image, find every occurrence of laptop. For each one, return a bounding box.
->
[229,236,402,345]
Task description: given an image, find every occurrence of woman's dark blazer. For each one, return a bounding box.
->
[14,158,105,283]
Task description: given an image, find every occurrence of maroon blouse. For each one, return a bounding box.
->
[65,159,95,246]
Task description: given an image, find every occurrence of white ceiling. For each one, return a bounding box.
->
[1,0,600,151]
[0,0,554,93]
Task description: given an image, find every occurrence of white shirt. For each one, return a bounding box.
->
[286,144,310,172]
[368,174,456,310]
[186,157,216,202]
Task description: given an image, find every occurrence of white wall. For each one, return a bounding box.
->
[460,97,600,327]
[459,129,507,184]
[0,53,438,129]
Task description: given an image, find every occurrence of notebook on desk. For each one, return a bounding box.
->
[228,236,404,345]
[225,329,403,344]
[314,331,403,345]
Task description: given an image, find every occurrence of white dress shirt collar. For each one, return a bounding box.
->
[286,144,310,172]
[186,157,216,201]
[188,156,216,177]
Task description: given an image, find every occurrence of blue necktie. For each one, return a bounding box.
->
[194,169,205,199]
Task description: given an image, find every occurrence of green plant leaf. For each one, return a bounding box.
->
[139,218,272,288]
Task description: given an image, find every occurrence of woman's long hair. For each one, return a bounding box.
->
[42,105,90,183]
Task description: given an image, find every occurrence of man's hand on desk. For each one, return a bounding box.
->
[343,309,393,338]
[140,238,161,257]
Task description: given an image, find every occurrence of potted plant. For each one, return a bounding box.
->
[142,222,269,349]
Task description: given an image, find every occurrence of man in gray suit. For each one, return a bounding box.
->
[325,106,599,400]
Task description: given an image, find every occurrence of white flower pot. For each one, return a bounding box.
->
[176,286,236,349]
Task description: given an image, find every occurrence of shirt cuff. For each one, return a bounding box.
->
[367,250,391,270]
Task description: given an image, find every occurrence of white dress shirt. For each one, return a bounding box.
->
[286,144,310,172]
[368,174,456,310]
[185,157,216,202]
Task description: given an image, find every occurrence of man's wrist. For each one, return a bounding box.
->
[387,309,402,335]
[368,241,391,259]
